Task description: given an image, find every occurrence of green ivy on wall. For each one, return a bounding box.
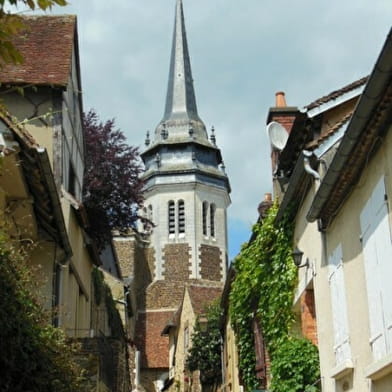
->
[91,266,124,338]
[186,300,222,387]
[0,230,86,391]
[229,202,320,392]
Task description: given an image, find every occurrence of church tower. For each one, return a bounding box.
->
[136,1,231,389]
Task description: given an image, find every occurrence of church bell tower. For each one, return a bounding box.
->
[141,0,231,286]
[137,0,231,388]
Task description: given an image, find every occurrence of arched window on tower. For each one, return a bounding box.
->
[168,201,175,234]
[178,200,185,234]
[210,204,216,238]
[148,205,153,221]
[202,201,208,236]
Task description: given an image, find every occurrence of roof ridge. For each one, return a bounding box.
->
[305,76,368,110]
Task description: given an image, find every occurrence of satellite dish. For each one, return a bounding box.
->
[267,121,288,151]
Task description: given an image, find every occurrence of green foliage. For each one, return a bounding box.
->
[91,266,124,338]
[0,230,86,391]
[0,0,67,66]
[186,301,222,386]
[270,337,320,392]
[229,202,320,392]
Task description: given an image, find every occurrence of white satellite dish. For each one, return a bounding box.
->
[266,121,288,151]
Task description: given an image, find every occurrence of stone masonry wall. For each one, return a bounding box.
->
[162,243,191,281]
[199,245,222,281]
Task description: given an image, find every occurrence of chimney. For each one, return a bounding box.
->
[258,193,273,218]
[275,91,287,108]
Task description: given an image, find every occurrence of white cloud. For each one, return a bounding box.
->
[57,0,391,250]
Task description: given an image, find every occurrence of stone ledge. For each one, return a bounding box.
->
[365,353,392,380]
[330,359,354,379]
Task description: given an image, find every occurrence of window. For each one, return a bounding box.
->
[360,177,392,361]
[202,201,208,236]
[178,200,185,234]
[168,201,175,234]
[210,204,216,238]
[148,205,153,221]
[328,244,351,365]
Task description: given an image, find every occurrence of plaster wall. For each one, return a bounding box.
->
[294,124,392,392]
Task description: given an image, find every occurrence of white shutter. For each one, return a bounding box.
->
[328,244,351,364]
[360,176,392,360]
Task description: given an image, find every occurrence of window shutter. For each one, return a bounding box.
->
[252,317,267,389]
[328,244,351,364]
[360,177,392,359]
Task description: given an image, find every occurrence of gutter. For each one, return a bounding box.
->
[307,28,392,223]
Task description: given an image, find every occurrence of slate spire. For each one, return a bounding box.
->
[155,0,208,142]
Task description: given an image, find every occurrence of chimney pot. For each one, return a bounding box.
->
[275,91,287,107]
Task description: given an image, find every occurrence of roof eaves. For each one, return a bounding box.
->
[307,28,392,225]
[304,83,365,118]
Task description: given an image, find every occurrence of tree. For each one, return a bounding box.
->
[83,109,145,249]
[0,0,67,65]
[186,301,223,388]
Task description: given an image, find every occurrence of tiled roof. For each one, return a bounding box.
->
[306,111,353,151]
[305,77,368,111]
[188,285,222,315]
[0,15,76,86]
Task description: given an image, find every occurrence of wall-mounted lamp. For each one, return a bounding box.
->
[292,247,308,268]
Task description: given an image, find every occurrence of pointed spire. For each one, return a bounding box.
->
[154,0,208,144]
[164,0,198,120]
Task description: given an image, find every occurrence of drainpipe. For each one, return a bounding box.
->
[303,150,320,180]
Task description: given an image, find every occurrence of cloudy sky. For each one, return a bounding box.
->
[50,0,391,259]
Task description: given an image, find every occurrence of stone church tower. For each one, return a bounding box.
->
[126,1,231,390]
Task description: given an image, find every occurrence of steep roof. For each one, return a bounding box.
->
[0,15,76,86]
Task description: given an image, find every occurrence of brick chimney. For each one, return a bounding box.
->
[266,92,299,176]
[258,193,273,219]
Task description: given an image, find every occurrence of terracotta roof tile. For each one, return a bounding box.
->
[187,284,222,315]
[0,15,76,86]
[306,111,353,150]
[305,77,368,111]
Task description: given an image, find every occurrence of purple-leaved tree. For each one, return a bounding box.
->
[83,109,145,249]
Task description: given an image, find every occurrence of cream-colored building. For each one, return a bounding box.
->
[0,15,133,391]
[270,30,392,392]
[0,15,95,335]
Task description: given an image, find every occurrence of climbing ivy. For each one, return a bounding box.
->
[0,230,86,391]
[91,266,124,338]
[186,301,222,387]
[229,202,320,392]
